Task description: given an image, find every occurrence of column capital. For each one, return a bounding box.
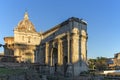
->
[57,38,62,43]
[80,35,88,40]
[45,42,49,46]
[71,34,79,40]
[67,32,70,40]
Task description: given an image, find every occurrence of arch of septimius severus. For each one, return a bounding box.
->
[4,12,88,76]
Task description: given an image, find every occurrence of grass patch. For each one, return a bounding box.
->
[0,67,25,75]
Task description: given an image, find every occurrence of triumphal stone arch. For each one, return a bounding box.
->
[36,17,88,76]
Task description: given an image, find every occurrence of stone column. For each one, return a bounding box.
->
[50,42,54,66]
[66,32,73,77]
[45,42,49,65]
[67,32,70,64]
[58,38,63,65]
[80,30,87,62]
[14,48,21,62]
[71,29,79,63]
[32,52,35,63]
[34,49,38,63]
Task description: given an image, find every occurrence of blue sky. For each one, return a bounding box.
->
[0,0,120,58]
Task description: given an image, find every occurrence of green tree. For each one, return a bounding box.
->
[88,59,96,70]
[95,57,108,71]
[88,57,108,71]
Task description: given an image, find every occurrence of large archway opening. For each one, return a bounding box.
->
[64,56,68,75]
[52,48,58,72]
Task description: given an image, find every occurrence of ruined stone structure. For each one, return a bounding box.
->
[4,12,88,76]
[4,37,14,56]
[36,17,88,76]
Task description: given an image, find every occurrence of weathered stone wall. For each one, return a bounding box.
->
[37,17,88,76]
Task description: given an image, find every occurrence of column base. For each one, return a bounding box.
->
[65,63,73,77]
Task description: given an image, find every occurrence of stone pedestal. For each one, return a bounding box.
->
[42,75,47,80]
[66,63,73,77]
[50,66,54,75]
